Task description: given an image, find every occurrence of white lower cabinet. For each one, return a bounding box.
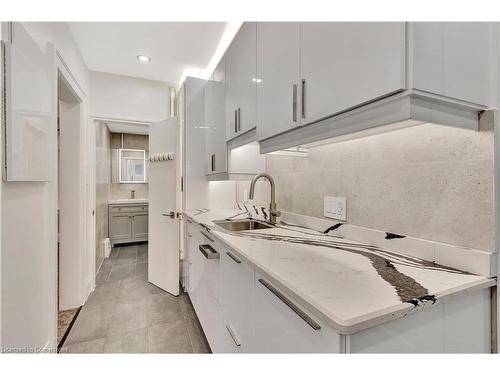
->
[219,249,254,353]
[253,273,341,353]
[186,222,223,352]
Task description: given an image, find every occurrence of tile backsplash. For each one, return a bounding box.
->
[266,122,494,251]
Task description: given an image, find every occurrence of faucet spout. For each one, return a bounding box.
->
[249,173,281,224]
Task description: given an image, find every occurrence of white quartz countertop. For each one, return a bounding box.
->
[184,208,495,335]
[108,198,149,204]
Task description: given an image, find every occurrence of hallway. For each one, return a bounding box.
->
[60,244,209,353]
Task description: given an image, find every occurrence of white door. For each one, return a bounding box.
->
[148,118,180,296]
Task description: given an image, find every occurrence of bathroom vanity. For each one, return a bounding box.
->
[108,199,149,246]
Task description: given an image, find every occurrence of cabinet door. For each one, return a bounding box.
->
[254,274,341,353]
[220,250,254,353]
[256,22,300,140]
[411,22,497,106]
[132,212,148,241]
[226,22,257,139]
[300,22,406,124]
[186,229,203,311]
[205,58,227,175]
[109,213,132,243]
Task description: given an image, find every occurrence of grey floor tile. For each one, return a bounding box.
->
[109,248,120,259]
[113,295,148,316]
[84,286,119,309]
[185,317,210,354]
[147,293,178,310]
[104,328,148,353]
[148,320,193,353]
[108,264,136,281]
[147,301,182,327]
[61,338,106,353]
[137,251,148,264]
[136,262,148,276]
[65,304,110,345]
[147,282,167,295]
[179,294,197,320]
[118,246,138,257]
[115,256,137,266]
[107,310,148,337]
[118,278,150,300]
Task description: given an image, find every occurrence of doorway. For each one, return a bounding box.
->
[56,73,84,347]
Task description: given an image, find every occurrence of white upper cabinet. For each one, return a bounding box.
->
[409,22,498,106]
[300,22,406,124]
[226,22,257,139]
[256,22,300,141]
[205,57,227,175]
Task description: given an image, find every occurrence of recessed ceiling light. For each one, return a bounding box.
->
[252,77,262,83]
[137,55,151,63]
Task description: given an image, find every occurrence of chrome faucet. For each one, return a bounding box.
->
[248,173,281,224]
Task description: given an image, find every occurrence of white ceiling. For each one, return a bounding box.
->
[68,22,232,85]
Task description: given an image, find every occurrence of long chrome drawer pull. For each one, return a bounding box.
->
[225,324,241,347]
[301,79,306,119]
[292,83,298,123]
[200,230,214,242]
[198,244,220,259]
[226,251,241,264]
[258,278,321,331]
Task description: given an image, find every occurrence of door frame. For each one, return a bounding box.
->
[89,116,152,277]
[54,51,88,344]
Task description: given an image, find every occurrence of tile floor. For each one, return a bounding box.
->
[60,244,209,353]
[58,308,79,344]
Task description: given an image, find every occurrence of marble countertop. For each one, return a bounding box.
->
[184,208,495,335]
[108,198,149,205]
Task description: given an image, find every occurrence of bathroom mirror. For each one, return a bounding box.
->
[112,149,148,183]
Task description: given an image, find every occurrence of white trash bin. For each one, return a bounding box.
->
[104,238,112,258]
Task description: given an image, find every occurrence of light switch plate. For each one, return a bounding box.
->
[324,196,346,221]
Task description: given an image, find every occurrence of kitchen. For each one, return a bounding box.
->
[0,0,499,371]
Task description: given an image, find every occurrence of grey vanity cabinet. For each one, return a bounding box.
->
[109,203,149,246]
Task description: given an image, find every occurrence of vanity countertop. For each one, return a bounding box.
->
[108,198,149,205]
[184,208,495,335]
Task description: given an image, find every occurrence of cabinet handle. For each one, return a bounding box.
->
[292,84,298,123]
[258,278,321,331]
[186,218,193,224]
[187,233,192,238]
[198,244,220,259]
[200,230,214,242]
[211,153,215,172]
[301,79,306,119]
[234,109,238,133]
[225,324,241,347]
[226,251,241,264]
[237,107,241,132]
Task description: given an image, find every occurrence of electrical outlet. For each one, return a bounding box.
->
[323,196,346,221]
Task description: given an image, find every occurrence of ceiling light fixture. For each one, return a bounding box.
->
[137,54,151,63]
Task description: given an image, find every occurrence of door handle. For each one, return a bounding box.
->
[292,83,298,123]
[237,107,241,132]
[301,79,306,119]
[234,109,238,133]
[162,211,176,219]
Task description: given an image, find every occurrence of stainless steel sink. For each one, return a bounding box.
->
[213,219,273,231]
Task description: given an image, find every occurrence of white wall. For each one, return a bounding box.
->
[23,22,89,97]
[89,71,170,123]
[267,122,494,251]
[1,22,90,350]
